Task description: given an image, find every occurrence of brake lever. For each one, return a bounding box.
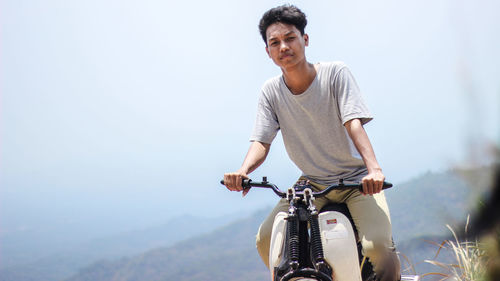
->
[242,186,251,197]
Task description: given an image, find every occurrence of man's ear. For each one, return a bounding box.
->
[265,46,271,58]
[304,34,309,46]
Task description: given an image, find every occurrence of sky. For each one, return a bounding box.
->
[1,0,499,253]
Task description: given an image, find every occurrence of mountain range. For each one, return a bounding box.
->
[1,166,494,281]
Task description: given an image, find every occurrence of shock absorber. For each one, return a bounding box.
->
[309,211,325,266]
[304,188,326,268]
[287,213,300,269]
[286,187,300,269]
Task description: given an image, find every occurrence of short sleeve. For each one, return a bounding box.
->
[333,66,373,125]
[249,90,280,144]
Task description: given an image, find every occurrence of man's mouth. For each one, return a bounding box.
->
[280,54,293,60]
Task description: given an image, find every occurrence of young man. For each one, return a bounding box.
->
[223,5,400,281]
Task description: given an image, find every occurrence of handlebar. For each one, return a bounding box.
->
[220,177,392,198]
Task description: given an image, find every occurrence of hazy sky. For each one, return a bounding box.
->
[1,0,499,239]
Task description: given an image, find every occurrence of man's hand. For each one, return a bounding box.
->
[222,141,271,197]
[223,171,250,196]
[361,168,385,195]
[223,141,271,197]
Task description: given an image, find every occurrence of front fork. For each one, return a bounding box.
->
[285,187,329,272]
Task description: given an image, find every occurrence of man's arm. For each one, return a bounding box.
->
[344,118,385,195]
[223,141,271,194]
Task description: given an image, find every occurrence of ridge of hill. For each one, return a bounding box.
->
[64,209,270,281]
[386,166,492,242]
[3,166,493,281]
[0,214,241,281]
[63,166,494,280]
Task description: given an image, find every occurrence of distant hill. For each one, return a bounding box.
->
[387,169,475,242]
[64,209,270,281]
[387,166,493,275]
[0,214,241,281]
[3,166,494,281]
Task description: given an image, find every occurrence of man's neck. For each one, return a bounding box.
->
[281,61,317,95]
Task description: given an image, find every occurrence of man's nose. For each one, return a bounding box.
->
[280,41,289,52]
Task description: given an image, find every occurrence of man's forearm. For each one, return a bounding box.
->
[344,119,381,173]
[239,141,271,175]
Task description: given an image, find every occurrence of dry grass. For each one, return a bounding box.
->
[422,217,487,281]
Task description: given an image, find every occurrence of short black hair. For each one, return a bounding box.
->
[258,5,307,45]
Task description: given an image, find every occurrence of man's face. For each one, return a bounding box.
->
[265,22,309,69]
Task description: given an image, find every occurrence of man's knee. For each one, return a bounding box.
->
[256,224,270,268]
[255,224,266,248]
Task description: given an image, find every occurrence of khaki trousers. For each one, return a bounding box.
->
[255,179,395,275]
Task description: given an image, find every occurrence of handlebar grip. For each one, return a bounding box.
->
[356,181,392,193]
[383,181,393,189]
[242,179,252,188]
[219,179,252,187]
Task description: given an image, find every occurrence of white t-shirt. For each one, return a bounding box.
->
[250,61,373,185]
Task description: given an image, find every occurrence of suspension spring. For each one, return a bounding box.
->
[288,216,300,267]
[309,213,325,263]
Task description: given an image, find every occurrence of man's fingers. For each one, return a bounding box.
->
[362,172,385,195]
[223,174,233,190]
[363,179,375,195]
[223,173,244,192]
[375,180,383,193]
[368,180,374,195]
[231,176,241,191]
[362,180,368,195]
[374,177,384,193]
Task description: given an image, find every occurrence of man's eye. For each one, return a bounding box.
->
[286,37,295,42]
[270,41,279,46]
